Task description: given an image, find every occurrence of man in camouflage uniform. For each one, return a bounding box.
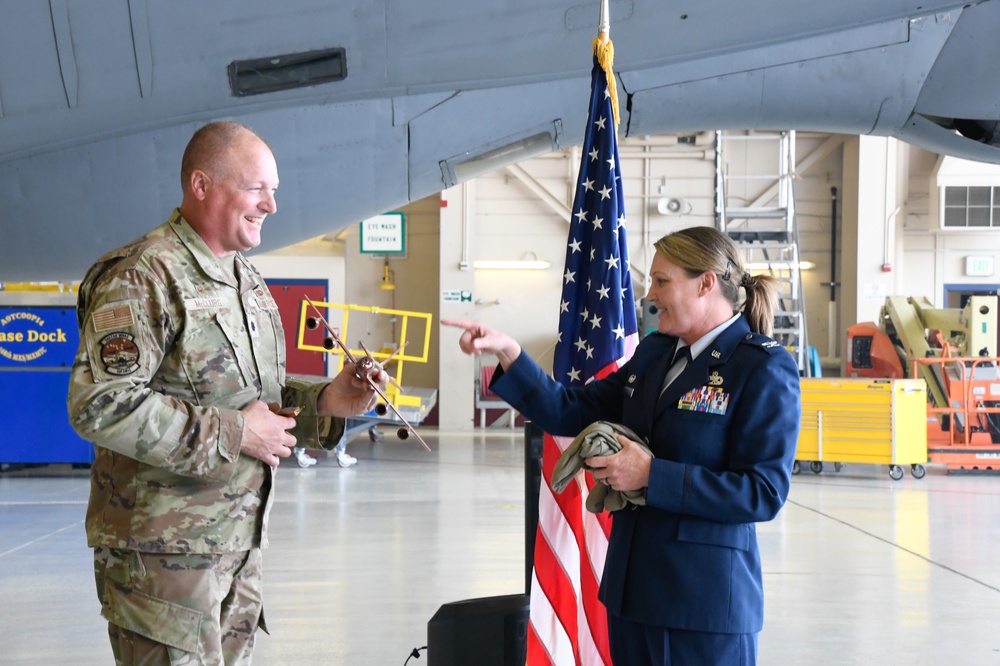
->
[67,121,384,665]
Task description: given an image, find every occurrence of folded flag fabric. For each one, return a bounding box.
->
[551,421,653,513]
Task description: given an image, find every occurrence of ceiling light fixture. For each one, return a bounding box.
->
[747,260,816,271]
[473,251,552,270]
[472,259,552,270]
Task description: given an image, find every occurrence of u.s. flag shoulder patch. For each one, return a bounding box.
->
[92,304,134,332]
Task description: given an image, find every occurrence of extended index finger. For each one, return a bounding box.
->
[440,319,477,330]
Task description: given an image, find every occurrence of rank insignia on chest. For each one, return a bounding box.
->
[707,371,724,386]
[677,386,730,415]
[251,288,277,310]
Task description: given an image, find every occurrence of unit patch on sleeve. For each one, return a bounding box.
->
[99,332,140,375]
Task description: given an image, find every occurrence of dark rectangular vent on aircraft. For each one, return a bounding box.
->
[228,48,347,96]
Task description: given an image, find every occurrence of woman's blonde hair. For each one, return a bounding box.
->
[653,226,779,337]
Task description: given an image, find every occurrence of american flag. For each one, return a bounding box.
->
[526,36,639,666]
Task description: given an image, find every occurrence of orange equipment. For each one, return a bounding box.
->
[846,295,1000,474]
[846,322,903,379]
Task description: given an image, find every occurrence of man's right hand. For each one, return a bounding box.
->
[239,400,297,467]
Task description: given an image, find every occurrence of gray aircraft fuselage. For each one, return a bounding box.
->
[2,0,999,281]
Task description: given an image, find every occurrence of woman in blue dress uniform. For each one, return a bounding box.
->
[443,227,801,665]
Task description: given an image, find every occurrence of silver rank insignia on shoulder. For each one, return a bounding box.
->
[762,340,781,348]
[707,371,724,386]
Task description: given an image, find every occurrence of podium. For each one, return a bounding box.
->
[427,594,529,666]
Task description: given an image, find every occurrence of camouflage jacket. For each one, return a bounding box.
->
[67,210,343,553]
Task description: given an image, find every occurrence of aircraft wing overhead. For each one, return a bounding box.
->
[2,0,1000,281]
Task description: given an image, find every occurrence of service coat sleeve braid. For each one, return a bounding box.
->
[645,345,801,524]
[68,266,244,482]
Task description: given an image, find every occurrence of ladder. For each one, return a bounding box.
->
[715,130,811,376]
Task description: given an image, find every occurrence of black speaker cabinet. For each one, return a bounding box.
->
[427,593,529,666]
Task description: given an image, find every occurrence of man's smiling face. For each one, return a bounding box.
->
[198,133,279,257]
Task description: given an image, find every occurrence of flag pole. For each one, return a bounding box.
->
[523,1,637,663]
[598,0,610,38]
[594,0,620,128]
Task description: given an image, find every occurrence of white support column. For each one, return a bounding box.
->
[437,182,478,430]
[840,136,901,372]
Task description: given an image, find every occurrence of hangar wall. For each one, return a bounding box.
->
[252,131,1000,430]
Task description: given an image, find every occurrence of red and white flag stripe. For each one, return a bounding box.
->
[526,344,635,665]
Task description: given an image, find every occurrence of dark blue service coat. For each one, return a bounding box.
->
[491,315,801,634]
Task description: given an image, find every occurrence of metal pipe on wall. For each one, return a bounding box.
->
[827,187,840,366]
[830,187,838,302]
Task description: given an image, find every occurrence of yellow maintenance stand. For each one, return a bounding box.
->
[295,301,436,437]
[795,377,928,480]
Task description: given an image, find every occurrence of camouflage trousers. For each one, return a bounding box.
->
[93,546,268,666]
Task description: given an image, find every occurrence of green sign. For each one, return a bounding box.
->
[360,212,406,254]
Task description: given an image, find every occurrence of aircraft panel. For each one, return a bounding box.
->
[626,72,767,136]
[405,78,589,199]
[624,14,957,138]
[4,1,1000,281]
[0,100,408,281]
[0,0,71,116]
[915,2,1000,118]
[385,0,593,87]
[0,123,191,283]
[618,19,909,92]
[142,0,391,99]
[760,17,954,135]
[51,0,142,107]
[384,0,971,90]
[0,0,393,160]
[391,92,460,127]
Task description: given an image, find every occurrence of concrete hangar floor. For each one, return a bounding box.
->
[1,428,999,664]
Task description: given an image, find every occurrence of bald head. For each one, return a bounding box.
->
[177,121,279,257]
[181,121,270,191]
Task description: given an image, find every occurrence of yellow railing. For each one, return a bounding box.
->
[295,301,433,408]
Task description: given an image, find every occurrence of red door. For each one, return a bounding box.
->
[266,280,328,377]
